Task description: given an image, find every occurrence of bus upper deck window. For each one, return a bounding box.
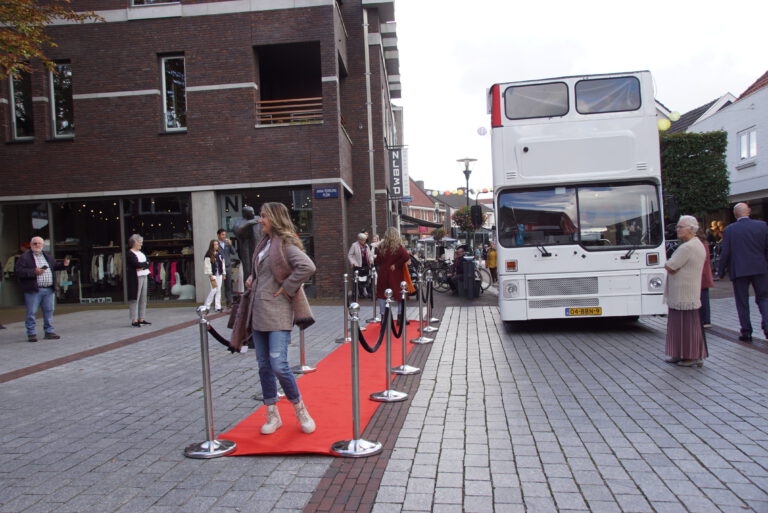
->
[575,76,641,114]
[504,82,568,120]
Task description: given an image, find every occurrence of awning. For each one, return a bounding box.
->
[400,214,443,229]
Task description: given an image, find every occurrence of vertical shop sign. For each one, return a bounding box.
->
[221,194,243,232]
[388,147,410,199]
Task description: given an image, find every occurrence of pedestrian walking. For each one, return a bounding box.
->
[203,240,226,312]
[125,234,151,328]
[15,236,70,342]
[716,202,768,342]
[664,216,707,367]
[244,202,316,435]
[374,227,410,316]
[347,233,373,298]
[216,229,238,309]
[487,242,498,284]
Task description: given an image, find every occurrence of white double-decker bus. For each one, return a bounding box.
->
[489,71,667,322]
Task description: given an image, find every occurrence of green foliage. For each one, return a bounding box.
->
[660,131,729,218]
[431,227,446,240]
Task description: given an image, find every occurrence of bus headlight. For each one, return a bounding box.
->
[647,275,664,291]
[502,279,521,298]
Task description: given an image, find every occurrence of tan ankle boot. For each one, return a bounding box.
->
[293,400,316,433]
[261,404,282,434]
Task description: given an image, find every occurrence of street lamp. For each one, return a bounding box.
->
[457,158,476,208]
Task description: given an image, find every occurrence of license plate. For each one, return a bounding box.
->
[565,307,602,316]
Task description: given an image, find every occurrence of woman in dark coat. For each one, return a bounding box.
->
[374,227,410,315]
[125,234,151,327]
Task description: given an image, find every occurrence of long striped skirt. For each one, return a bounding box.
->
[666,308,708,360]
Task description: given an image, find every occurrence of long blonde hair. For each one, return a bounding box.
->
[377,227,403,256]
[260,202,303,249]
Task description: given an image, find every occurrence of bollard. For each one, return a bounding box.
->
[291,328,316,374]
[410,271,433,345]
[392,280,424,376]
[330,303,383,457]
[366,267,381,324]
[184,306,237,459]
[423,270,439,331]
[335,273,351,343]
[371,290,408,401]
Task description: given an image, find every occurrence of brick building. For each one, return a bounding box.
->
[0,0,403,305]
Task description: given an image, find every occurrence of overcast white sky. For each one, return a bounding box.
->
[392,0,767,196]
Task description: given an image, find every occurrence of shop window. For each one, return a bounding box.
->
[161,55,187,131]
[254,42,322,125]
[9,71,34,140]
[124,194,194,301]
[50,61,74,138]
[0,203,51,307]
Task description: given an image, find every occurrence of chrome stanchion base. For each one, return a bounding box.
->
[392,364,421,375]
[335,336,351,344]
[410,336,433,344]
[330,438,383,458]
[366,315,381,324]
[370,389,408,402]
[291,364,317,374]
[184,439,237,459]
[429,317,440,324]
[421,325,438,333]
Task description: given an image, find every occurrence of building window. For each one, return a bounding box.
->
[133,0,180,5]
[9,71,34,140]
[739,129,757,160]
[161,56,187,131]
[50,62,74,138]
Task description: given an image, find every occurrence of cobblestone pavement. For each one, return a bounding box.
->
[1,291,767,513]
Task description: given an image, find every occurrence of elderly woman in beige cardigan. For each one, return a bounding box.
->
[664,215,708,367]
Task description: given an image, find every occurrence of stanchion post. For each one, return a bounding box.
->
[184,306,237,459]
[355,270,366,331]
[291,328,316,374]
[410,271,433,344]
[330,303,383,457]
[366,267,381,324]
[371,290,408,401]
[335,273,351,343]
[424,270,439,331]
[393,281,421,374]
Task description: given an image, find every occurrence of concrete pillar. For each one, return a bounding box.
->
[191,191,218,303]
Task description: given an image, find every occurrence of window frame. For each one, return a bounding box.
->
[574,76,642,115]
[739,128,757,160]
[503,81,569,120]
[49,61,74,139]
[9,72,35,141]
[160,55,187,132]
[132,0,180,5]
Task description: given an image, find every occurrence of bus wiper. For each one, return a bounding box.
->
[621,247,638,259]
[536,244,552,257]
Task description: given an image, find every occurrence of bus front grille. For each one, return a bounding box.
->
[529,298,599,309]
[528,277,598,296]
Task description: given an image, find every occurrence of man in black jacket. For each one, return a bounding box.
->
[216,229,239,309]
[15,237,70,342]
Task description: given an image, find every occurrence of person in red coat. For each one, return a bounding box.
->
[374,227,410,317]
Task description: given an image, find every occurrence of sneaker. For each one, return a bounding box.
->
[44,333,61,340]
[27,334,38,342]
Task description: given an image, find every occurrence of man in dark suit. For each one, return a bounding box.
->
[216,229,239,309]
[717,202,768,342]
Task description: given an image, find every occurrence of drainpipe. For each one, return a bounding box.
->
[363,8,377,236]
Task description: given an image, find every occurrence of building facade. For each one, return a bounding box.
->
[0,0,403,305]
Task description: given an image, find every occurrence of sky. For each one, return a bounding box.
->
[392,0,767,196]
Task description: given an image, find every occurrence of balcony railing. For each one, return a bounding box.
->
[256,97,323,125]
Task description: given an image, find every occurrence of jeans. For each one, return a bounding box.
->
[24,287,56,335]
[204,275,223,310]
[252,330,301,405]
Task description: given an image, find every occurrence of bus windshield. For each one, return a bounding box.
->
[497,182,662,250]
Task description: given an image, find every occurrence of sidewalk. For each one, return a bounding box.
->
[1,287,767,513]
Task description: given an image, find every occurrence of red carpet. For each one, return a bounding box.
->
[219,320,423,456]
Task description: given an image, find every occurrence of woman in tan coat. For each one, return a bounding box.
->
[665,215,708,368]
[245,202,317,435]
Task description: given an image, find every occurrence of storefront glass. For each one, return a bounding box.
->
[1,202,51,306]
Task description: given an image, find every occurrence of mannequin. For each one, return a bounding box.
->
[233,205,262,278]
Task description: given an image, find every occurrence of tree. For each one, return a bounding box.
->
[0,0,102,79]
[660,131,730,219]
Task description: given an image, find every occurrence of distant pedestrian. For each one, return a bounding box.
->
[716,202,768,342]
[487,242,498,284]
[348,233,373,299]
[203,239,226,312]
[664,216,707,367]
[374,227,410,317]
[15,236,70,342]
[217,229,238,309]
[125,234,151,328]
